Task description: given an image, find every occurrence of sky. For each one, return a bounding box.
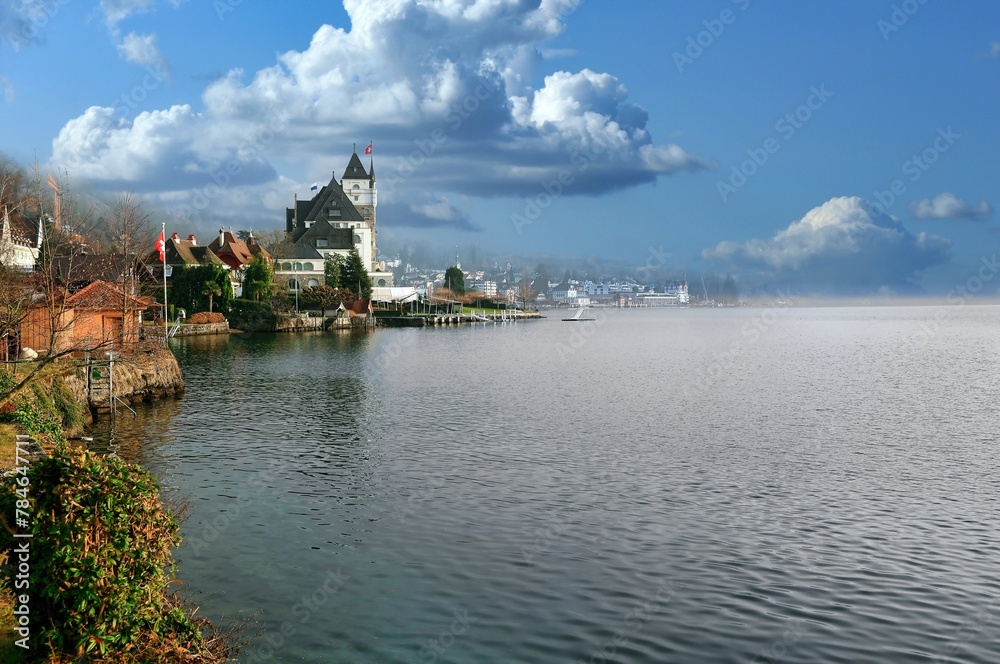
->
[0,0,997,294]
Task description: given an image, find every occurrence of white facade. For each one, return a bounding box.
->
[471,280,497,297]
[0,211,41,271]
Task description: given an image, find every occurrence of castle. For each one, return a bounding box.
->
[273,147,392,291]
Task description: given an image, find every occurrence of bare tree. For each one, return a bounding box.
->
[0,165,125,403]
[104,194,156,327]
[253,228,293,257]
[516,267,535,310]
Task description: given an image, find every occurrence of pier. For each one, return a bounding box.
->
[376,311,542,327]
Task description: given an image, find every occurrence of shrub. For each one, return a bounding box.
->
[186,312,226,325]
[50,376,84,433]
[0,448,245,662]
[228,299,279,332]
[10,387,63,441]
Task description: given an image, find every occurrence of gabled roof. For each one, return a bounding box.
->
[160,238,225,267]
[51,254,133,286]
[208,229,254,267]
[246,233,270,259]
[342,151,370,181]
[289,175,365,243]
[292,219,355,259]
[1,210,41,248]
[65,280,152,310]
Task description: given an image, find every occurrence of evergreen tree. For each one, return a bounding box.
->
[241,253,274,302]
[324,253,345,288]
[444,265,466,295]
[341,247,372,299]
[170,264,234,314]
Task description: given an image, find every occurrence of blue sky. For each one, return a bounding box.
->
[1,0,997,294]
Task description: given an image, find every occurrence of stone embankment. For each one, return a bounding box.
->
[172,322,230,337]
[276,313,325,331]
[63,348,184,410]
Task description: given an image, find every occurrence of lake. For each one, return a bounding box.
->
[97,305,1000,663]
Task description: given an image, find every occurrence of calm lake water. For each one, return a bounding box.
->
[97,305,1000,663]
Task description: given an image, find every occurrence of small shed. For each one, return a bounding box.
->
[20,281,152,354]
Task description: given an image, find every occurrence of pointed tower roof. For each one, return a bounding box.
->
[287,171,366,242]
[342,150,370,181]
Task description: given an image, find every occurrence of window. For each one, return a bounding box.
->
[308,279,319,288]
[316,238,328,248]
[288,279,299,291]
[329,209,341,218]
[294,262,302,271]
[281,262,292,271]
[364,209,371,218]
[354,196,359,202]
[352,184,360,190]
[377,278,387,286]
[303,263,314,271]
[354,235,362,245]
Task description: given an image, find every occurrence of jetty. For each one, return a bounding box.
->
[376,311,542,327]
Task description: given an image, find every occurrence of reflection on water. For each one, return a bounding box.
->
[97,310,1000,663]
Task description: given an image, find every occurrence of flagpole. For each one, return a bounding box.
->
[162,222,168,346]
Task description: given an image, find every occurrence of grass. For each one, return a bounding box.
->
[0,571,18,663]
[0,425,24,662]
[0,425,17,470]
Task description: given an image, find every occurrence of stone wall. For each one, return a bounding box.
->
[63,348,184,408]
[172,322,230,337]
[275,314,324,332]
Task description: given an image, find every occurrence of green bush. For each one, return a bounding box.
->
[0,449,239,661]
[49,376,83,433]
[228,298,279,332]
[6,386,63,440]
[0,371,14,396]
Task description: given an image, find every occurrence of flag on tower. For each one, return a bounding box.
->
[365,142,373,155]
[155,229,165,262]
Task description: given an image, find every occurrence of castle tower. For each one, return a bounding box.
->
[341,146,378,269]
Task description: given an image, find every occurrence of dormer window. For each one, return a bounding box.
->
[328,209,341,218]
[316,238,328,248]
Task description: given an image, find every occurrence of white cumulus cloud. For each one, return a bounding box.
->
[703,196,951,294]
[51,104,274,191]
[99,0,156,29]
[908,192,992,220]
[50,0,705,223]
[115,32,171,78]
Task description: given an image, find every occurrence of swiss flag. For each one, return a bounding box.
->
[364,143,373,155]
[155,230,165,262]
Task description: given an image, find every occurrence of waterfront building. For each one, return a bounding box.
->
[470,280,497,297]
[207,228,270,272]
[274,149,393,292]
[20,280,151,354]
[551,282,578,301]
[0,206,42,271]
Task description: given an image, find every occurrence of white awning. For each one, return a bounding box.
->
[371,287,419,303]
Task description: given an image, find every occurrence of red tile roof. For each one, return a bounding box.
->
[65,280,153,311]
